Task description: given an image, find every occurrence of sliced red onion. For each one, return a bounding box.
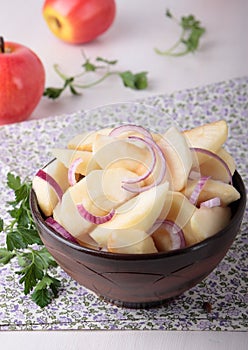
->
[121,136,156,185]
[36,169,63,202]
[190,147,233,185]
[68,157,83,186]
[200,197,221,208]
[77,203,115,224]
[156,220,186,250]
[45,217,78,243]
[122,137,166,193]
[109,124,153,139]
[189,176,210,205]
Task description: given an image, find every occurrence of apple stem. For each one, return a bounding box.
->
[0,36,4,53]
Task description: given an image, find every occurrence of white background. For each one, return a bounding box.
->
[1,0,248,121]
[0,0,248,348]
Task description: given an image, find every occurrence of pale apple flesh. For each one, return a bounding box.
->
[33,120,240,253]
[32,159,69,217]
[53,167,145,242]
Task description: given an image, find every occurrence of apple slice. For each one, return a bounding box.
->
[92,134,152,175]
[191,147,236,183]
[217,147,236,175]
[32,159,69,217]
[108,229,157,254]
[157,126,192,191]
[53,168,143,239]
[158,191,196,246]
[67,128,113,152]
[90,182,169,247]
[190,206,231,243]
[183,120,228,164]
[53,172,103,238]
[182,179,240,206]
[51,148,100,175]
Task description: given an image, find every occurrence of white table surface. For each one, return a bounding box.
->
[0,0,247,348]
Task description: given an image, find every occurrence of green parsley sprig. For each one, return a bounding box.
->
[155,9,206,57]
[0,173,60,308]
[44,52,148,99]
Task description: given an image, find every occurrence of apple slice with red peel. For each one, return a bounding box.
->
[189,206,231,243]
[182,179,240,207]
[157,127,192,191]
[32,159,69,217]
[51,148,100,175]
[90,182,169,247]
[108,229,158,254]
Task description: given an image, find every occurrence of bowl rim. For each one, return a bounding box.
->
[30,170,247,261]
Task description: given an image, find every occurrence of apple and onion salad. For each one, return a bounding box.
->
[32,121,240,254]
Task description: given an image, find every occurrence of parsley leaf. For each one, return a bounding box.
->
[95,57,118,65]
[31,274,61,308]
[119,71,148,90]
[155,9,206,56]
[7,172,21,191]
[44,52,149,99]
[6,230,27,251]
[1,172,61,308]
[0,248,15,264]
[43,87,64,99]
[0,218,3,232]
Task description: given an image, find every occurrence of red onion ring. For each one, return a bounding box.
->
[45,217,78,243]
[77,203,115,224]
[189,176,210,205]
[122,136,166,193]
[200,197,221,208]
[190,147,233,185]
[121,136,156,184]
[155,220,186,250]
[35,169,63,202]
[68,157,83,186]
[109,124,153,139]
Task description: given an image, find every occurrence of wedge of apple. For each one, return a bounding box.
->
[189,206,231,243]
[90,182,169,247]
[67,128,113,152]
[158,191,196,246]
[92,134,152,175]
[182,179,240,206]
[51,148,100,175]
[157,126,192,191]
[32,159,69,217]
[217,147,236,175]
[108,229,158,254]
[197,147,236,183]
[183,120,228,164]
[53,167,143,240]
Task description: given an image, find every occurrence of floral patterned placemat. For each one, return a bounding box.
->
[0,76,247,331]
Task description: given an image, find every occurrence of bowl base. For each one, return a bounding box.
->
[99,295,173,309]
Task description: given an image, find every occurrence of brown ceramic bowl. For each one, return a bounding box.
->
[30,170,246,308]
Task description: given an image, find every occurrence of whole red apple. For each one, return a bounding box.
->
[43,0,116,44]
[0,37,45,125]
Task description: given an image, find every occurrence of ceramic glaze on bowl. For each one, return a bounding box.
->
[30,171,246,308]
